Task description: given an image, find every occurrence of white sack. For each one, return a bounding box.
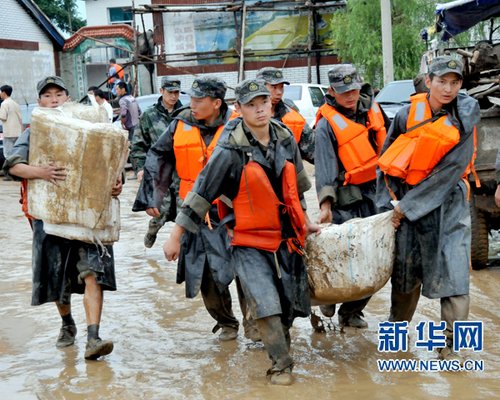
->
[305,211,395,305]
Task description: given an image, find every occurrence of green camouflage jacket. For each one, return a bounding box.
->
[130,96,183,172]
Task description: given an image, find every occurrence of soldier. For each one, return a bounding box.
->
[256,67,315,163]
[3,76,121,360]
[131,77,184,248]
[315,64,390,328]
[133,77,240,341]
[377,56,480,361]
[164,79,320,385]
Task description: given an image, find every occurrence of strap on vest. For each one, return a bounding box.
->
[462,177,471,202]
[406,113,443,134]
[384,175,398,202]
[204,213,213,230]
[286,237,305,256]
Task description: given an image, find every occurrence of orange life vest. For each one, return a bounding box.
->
[316,101,387,185]
[378,93,461,185]
[108,63,124,84]
[227,160,306,254]
[281,108,306,143]
[173,112,238,200]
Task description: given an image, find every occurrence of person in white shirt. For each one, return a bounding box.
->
[0,84,23,158]
[87,88,114,123]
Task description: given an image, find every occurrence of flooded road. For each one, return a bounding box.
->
[0,172,499,400]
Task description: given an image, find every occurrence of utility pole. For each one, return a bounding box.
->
[380,0,394,85]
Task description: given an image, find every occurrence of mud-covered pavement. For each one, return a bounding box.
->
[0,173,499,400]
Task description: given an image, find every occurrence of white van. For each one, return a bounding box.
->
[284,83,328,128]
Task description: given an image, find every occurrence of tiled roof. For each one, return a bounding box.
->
[63,24,135,51]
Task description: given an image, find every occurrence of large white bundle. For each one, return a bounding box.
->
[305,211,395,305]
[27,103,129,244]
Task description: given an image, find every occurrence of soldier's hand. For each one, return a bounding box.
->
[495,184,500,208]
[306,220,321,236]
[137,169,144,182]
[317,200,333,224]
[39,163,67,186]
[392,204,405,229]
[111,177,123,197]
[163,224,185,261]
[146,207,160,217]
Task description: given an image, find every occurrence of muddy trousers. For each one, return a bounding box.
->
[235,278,260,340]
[146,192,176,237]
[338,296,371,320]
[200,267,239,333]
[147,211,168,237]
[255,315,293,372]
[389,285,469,343]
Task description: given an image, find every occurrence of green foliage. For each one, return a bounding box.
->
[330,0,437,88]
[34,0,86,33]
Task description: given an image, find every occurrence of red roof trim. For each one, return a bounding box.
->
[63,24,135,51]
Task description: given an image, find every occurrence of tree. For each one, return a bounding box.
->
[34,0,86,33]
[330,0,437,88]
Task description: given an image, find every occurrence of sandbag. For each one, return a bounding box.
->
[43,198,121,244]
[27,103,129,244]
[305,211,395,305]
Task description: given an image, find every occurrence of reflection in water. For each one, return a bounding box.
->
[0,177,499,400]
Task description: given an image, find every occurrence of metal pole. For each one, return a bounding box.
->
[238,3,247,82]
[307,4,313,83]
[380,0,394,85]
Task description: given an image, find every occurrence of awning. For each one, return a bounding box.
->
[436,0,500,40]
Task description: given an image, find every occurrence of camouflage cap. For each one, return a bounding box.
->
[234,79,270,104]
[256,67,290,85]
[161,77,181,91]
[428,56,463,78]
[183,76,227,99]
[328,64,362,93]
[37,76,67,95]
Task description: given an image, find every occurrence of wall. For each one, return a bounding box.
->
[84,0,153,29]
[0,0,57,104]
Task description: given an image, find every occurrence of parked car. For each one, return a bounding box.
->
[375,80,415,120]
[136,93,191,113]
[283,83,329,127]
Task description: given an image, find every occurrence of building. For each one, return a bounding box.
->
[83,0,154,95]
[0,0,64,104]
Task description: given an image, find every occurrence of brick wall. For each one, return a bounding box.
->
[156,64,336,99]
[0,0,52,44]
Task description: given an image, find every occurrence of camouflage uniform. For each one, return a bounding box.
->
[131,78,183,247]
[256,67,315,164]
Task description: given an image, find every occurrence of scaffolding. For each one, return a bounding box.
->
[130,0,346,84]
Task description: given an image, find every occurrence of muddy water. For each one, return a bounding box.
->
[0,174,499,400]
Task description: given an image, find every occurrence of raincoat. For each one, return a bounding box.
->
[376,92,480,299]
[132,104,235,298]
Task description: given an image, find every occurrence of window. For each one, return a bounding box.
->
[309,87,327,107]
[109,7,133,25]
